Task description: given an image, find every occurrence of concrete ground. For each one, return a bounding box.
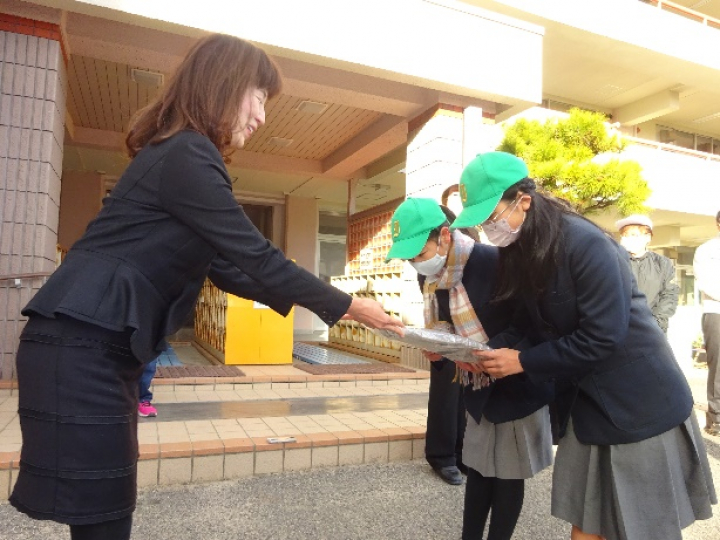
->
[2,433,719,540]
[1,352,718,539]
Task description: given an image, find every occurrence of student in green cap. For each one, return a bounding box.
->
[387,198,469,487]
[453,151,717,540]
[387,197,554,540]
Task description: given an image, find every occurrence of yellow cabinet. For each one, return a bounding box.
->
[223,295,294,365]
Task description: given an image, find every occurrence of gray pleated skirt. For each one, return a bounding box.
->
[462,405,553,479]
[552,414,717,540]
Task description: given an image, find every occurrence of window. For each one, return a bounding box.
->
[677,266,696,307]
[318,236,346,283]
[242,204,273,240]
[696,135,713,154]
[657,125,720,155]
[658,126,694,150]
[318,212,348,283]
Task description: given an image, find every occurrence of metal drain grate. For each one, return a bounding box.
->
[293,343,370,365]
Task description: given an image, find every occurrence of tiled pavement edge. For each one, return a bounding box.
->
[0,371,431,500]
[0,370,431,393]
[0,361,714,502]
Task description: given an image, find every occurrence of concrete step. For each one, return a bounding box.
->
[137,383,430,490]
[0,377,431,500]
[150,370,429,394]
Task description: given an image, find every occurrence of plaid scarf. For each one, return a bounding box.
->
[422,230,491,388]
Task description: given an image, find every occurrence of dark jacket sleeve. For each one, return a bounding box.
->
[652,255,679,331]
[519,230,632,382]
[486,304,532,350]
[207,256,294,316]
[158,133,351,326]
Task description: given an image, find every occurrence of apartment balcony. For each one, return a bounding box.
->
[615,137,720,241]
[468,0,720,69]
[465,0,720,138]
[644,0,720,30]
[492,106,720,246]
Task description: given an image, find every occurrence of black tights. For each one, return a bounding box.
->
[462,468,524,540]
[70,515,133,540]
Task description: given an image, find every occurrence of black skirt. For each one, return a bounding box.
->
[10,314,144,525]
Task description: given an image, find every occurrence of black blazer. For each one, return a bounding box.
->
[489,215,693,445]
[422,244,554,424]
[24,131,351,363]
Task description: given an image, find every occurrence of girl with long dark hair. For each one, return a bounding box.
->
[452,151,716,540]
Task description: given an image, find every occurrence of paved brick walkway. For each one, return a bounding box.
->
[0,354,431,498]
[0,343,716,525]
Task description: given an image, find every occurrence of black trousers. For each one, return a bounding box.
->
[425,358,466,469]
[703,313,720,425]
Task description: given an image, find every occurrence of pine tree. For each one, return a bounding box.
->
[498,108,650,215]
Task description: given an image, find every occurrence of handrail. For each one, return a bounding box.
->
[646,0,720,29]
[0,272,53,282]
[623,135,720,161]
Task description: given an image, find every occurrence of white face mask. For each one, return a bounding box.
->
[482,199,524,247]
[620,235,649,256]
[410,241,448,276]
[410,253,447,276]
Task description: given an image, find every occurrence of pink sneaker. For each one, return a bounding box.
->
[138,401,157,417]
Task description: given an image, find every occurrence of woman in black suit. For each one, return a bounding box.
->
[452,151,716,540]
[9,34,402,540]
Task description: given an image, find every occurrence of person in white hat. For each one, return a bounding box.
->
[615,214,679,334]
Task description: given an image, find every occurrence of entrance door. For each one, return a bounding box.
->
[242,204,274,239]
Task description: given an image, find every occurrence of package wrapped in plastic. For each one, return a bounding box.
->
[371,327,491,364]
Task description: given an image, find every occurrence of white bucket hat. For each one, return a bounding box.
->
[615,214,653,232]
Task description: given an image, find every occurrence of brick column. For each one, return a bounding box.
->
[400,104,499,332]
[0,17,66,380]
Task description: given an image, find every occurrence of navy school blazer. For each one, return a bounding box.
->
[488,214,693,445]
[421,243,554,424]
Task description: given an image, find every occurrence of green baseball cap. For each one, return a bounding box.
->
[451,152,529,229]
[385,198,447,261]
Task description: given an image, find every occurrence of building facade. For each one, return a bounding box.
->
[1,0,719,378]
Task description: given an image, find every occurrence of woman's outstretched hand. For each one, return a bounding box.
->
[343,297,405,336]
[472,348,524,378]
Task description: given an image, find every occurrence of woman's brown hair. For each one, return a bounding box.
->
[125,34,282,159]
